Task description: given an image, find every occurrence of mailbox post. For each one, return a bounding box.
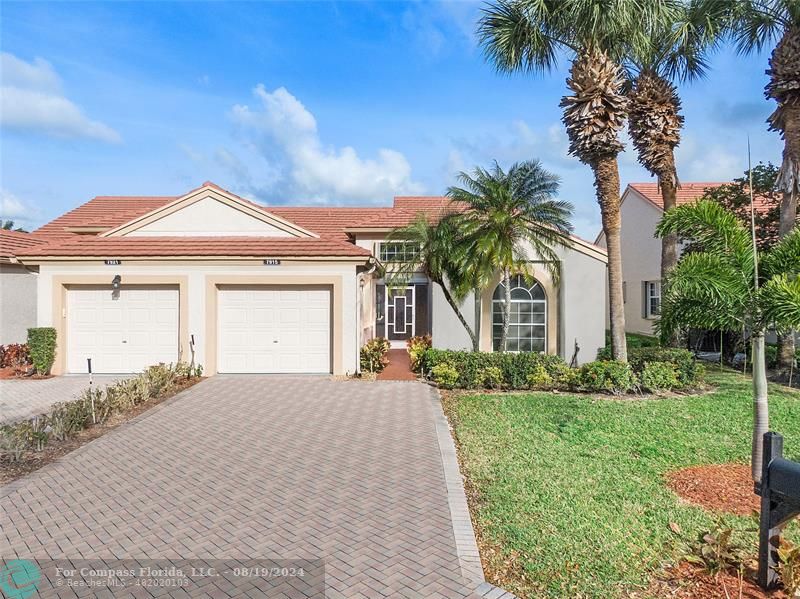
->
[757,432,800,589]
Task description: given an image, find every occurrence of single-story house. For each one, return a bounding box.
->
[9,182,608,375]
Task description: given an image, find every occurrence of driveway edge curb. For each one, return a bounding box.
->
[428,386,485,585]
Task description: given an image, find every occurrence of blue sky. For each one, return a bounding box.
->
[0,1,780,240]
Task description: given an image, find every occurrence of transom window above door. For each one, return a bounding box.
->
[492,274,546,352]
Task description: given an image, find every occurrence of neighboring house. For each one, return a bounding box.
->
[0,230,46,344]
[595,182,772,336]
[10,182,608,375]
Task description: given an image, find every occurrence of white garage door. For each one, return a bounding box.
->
[67,286,179,374]
[217,287,331,373]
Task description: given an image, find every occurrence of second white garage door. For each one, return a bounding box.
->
[217,287,331,373]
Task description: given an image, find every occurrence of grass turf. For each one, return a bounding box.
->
[442,369,800,598]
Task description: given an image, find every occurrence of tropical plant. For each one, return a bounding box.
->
[384,213,479,350]
[731,0,800,372]
[623,0,724,287]
[478,0,680,361]
[656,200,800,482]
[0,220,26,232]
[446,160,573,351]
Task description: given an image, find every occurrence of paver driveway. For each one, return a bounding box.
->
[1,377,496,598]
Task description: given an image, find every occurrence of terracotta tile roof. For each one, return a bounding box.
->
[0,230,49,258]
[393,196,455,210]
[268,207,396,240]
[15,236,371,258]
[628,182,773,213]
[34,196,177,241]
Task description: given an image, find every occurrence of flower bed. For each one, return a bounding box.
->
[0,362,203,472]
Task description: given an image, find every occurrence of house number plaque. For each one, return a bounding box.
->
[263,259,281,266]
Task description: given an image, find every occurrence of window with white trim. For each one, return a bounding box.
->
[492,274,547,352]
[644,280,661,318]
[378,241,420,263]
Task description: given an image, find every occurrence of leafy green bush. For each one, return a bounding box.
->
[406,334,432,373]
[639,361,679,392]
[27,327,57,375]
[475,366,504,389]
[360,337,390,373]
[49,398,92,441]
[578,361,638,395]
[526,364,553,390]
[626,347,699,387]
[431,363,459,389]
[421,349,568,390]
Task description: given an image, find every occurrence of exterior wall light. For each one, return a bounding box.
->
[111,275,122,290]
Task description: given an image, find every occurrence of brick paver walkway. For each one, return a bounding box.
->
[376,349,417,381]
[1,376,497,598]
[0,375,127,424]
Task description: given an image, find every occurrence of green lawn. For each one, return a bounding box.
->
[443,369,800,598]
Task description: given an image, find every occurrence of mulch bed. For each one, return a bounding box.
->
[666,463,760,516]
[0,377,201,485]
[639,562,789,598]
[0,367,50,380]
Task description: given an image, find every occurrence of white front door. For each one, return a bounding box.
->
[66,286,179,374]
[217,287,331,373]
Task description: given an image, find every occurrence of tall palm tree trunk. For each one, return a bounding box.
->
[659,161,680,278]
[501,267,511,352]
[751,331,770,484]
[776,109,799,372]
[595,156,628,362]
[767,28,800,373]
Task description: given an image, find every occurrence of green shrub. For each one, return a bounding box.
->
[526,364,553,390]
[360,337,390,373]
[421,349,568,389]
[578,361,638,395]
[639,361,679,392]
[475,366,504,389]
[49,398,92,441]
[626,347,699,387]
[27,327,57,375]
[406,335,432,373]
[431,363,459,389]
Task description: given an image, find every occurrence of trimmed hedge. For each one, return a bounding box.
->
[422,349,568,390]
[598,346,700,387]
[27,327,57,375]
[425,348,702,394]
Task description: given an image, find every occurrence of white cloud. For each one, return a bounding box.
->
[0,189,41,230]
[0,52,121,143]
[229,85,423,202]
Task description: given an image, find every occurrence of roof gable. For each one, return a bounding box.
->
[104,183,317,239]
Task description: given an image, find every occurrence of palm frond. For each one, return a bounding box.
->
[761,273,800,330]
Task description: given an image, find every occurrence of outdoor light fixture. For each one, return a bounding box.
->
[111,275,122,290]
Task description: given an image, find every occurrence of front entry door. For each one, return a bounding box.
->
[386,286,415,346]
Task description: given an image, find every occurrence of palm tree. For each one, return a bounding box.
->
[1,220,26,232]
[624,1,724,285]
[732,0,800,371]
[384,213,480,350]
[478,0,680,362]
[656,200,800,483]
[446,160,574,352]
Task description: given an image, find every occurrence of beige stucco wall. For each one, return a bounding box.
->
[0,263,37,344]
[604,191,664,336]
[35,261,360,375]
[127,197,294,237]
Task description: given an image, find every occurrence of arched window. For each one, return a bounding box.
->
[492,274,546,352]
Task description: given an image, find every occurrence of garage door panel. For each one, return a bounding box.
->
[67,286,179,374]
[217,287,331,374]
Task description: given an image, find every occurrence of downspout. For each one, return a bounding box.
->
[355,257,379,375]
